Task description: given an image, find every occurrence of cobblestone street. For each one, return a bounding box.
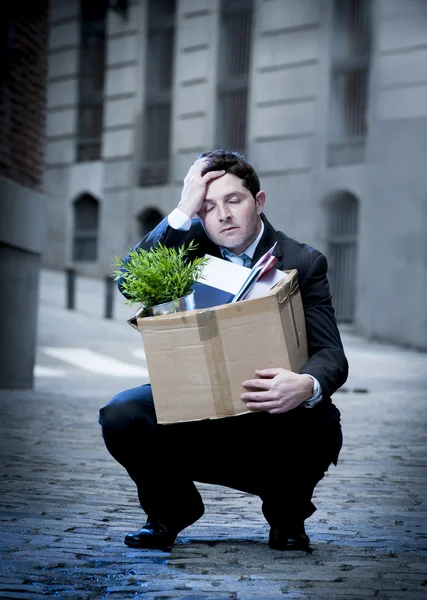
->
[1,271,426,599]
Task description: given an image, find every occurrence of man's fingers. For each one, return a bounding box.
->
[184,164,224,185]
[184,158,210,180]
[202,169,225,182]
[180,159,224,218]
[241,390,272,401]
[191,157,209,168]
[244,401,283,412]
[242,378,272,390]
[255,368,282,378]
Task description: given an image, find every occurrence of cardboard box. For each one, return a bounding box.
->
[135,269,308,424]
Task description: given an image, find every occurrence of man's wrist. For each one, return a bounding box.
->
[300,374,314,401]
[301,375,323,408]
[168,208,192,231]
[177,205,196,219]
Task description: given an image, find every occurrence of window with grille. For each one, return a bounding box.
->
[140,0,176,187]
[72,194,99,261]
[76,0,108,162]
[328,0,372,166]
[327,192,359,322]
[216,0,253,155]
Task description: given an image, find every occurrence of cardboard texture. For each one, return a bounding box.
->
[135,269,308,424]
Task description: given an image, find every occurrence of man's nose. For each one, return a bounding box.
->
[218,206,232,222]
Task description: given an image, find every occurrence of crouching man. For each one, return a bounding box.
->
[99,150,348,551]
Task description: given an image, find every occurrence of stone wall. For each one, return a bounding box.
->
[0,1,49,388]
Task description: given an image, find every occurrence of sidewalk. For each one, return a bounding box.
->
[38,267,134,322]
[1,270,426,599]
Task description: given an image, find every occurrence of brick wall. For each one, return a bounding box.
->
[0,1,49,191]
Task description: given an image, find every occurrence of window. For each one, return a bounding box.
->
[76,0,108,162]
[138,207,164,237]
[72,194,99,261]
[140,0,176,186]
[328,0,372,166]
[216,0,253,155]
[327,192,359,322]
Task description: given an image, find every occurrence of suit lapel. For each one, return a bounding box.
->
[250,214,283,268]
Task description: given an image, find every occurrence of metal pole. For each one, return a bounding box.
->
[104,276,114,319]
[66,268,76,310]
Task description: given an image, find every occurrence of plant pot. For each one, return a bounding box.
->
[126,291,196,330]
[145,290,195,317]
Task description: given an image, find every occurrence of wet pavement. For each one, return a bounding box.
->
[0,269,426,599]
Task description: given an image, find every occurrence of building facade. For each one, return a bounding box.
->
[44,0,427,349]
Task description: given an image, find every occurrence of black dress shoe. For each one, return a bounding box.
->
[269,526,310,551]
[124,521,177,549]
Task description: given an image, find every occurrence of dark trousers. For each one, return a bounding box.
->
[99,384,342,531]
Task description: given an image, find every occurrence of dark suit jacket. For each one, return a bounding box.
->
[125,213,348,420]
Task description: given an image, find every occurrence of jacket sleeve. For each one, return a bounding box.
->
[298,253,349,399]
[117,217,203,297]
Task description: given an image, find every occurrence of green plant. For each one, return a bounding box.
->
[113,241,208,308]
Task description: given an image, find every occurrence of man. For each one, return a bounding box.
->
[99,150,348,552]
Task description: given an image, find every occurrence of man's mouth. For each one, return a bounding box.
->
[221,226,238,233]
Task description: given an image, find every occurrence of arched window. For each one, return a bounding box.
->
[138,207,164,238]
[72,193,99,261]
[327,191,359,322]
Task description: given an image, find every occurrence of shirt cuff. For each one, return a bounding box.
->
[301,375,323,408]
[167,208,192,231]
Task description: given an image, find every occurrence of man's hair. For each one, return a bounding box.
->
[199,150,260,200]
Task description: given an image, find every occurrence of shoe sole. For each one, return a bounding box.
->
[124,538,175,549]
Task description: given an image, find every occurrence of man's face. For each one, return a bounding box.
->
[198,173,266,254]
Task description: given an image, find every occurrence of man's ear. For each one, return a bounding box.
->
[255,191,266,214]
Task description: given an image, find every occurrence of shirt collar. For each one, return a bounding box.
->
[220,220,264,260]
